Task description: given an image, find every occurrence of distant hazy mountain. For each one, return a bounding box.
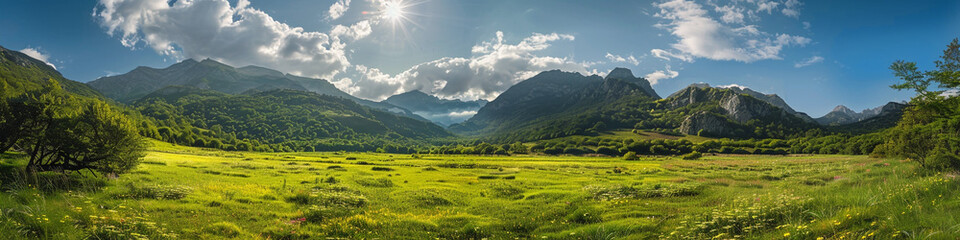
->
[827,102,907,134]
[87,58,429,121]
[0,46,102,98]
[450,69,660,137]
[383,90,487,126]
[816,104,889,126]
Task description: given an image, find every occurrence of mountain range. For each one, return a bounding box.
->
[87,58,426,121]
[4,48,909,146]
[816,104,889,125]
[383,90,487,126]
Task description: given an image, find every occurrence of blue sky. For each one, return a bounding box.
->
[1,0,957,117]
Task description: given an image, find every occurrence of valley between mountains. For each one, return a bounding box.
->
[2,40,959,240]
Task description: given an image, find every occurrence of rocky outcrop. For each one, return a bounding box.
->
[669,83,814,122]
[719,94,789,123]
[679,111,739,136]
[663,85,728,109]
[664,84,813,137]
[604,68,661,99]
[666,85,794,123]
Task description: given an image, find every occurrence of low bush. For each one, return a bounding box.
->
[118,183,191,200]
[355,177,394,187]
[681,151,703,160]
[371,167,393,171]
[204,222,243,238]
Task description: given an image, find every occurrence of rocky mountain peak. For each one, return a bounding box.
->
[603,67,661,99]
[605,67,636,80]
[831,105,855,114]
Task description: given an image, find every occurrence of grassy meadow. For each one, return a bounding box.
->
[1,140,959,239]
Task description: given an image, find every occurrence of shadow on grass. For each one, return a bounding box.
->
[0,152,107,193]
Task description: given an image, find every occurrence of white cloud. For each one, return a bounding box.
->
[94,0,371,79]
[644,65,679,85]
[447,110,478,117]
[755,0,779,14]
[327,0,350,20]
[651,0,809,63]
[605,53,640,66]
[330,20,372,40]
[794,55,823,68]
[715,5,744,24]
[782,0,802,18]
[19,47,56,70]
[337,31,592,101]
[651,48,694,62]
[717,83,749,89]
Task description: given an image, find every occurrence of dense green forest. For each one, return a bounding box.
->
[132,86,450,153]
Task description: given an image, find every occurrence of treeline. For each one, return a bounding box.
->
[428,130,884,157]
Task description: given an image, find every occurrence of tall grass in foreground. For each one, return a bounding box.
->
[1,146,960,239]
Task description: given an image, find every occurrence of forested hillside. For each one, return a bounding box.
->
[133,86,451,153]
[0,46,102,98]
[452,69,820,143]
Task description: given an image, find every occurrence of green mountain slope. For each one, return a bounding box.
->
[134,87,451,152]
[449,69,660,140]
[87,59,427,121]
[0,46,102,98]
[451,69,819,142]
[88,59,308,103]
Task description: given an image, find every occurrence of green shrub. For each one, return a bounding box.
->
[119,183,191,200]
[926,149,960,170]
[371,166,393,171]
[623,151,639,160]
[662,193,810,239]
[565,206,603,224]
[355,177,394,187]
[484,182,524,199]
[681,151,703,160]
[585,182,702,201]
[204,222,243,238]
[285,190,367,207]
[303,206,354,223]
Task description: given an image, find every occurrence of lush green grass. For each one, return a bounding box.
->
[1,141,958,239]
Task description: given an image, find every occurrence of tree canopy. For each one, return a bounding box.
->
[1,80,145,175]
[883,38,960,169]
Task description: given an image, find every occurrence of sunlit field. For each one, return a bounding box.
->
[2,141,958,239]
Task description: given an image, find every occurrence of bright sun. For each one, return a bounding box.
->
[382,1,405,21]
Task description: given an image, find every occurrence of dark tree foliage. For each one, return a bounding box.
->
[1,80,145,175]
[881,38,960,169]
